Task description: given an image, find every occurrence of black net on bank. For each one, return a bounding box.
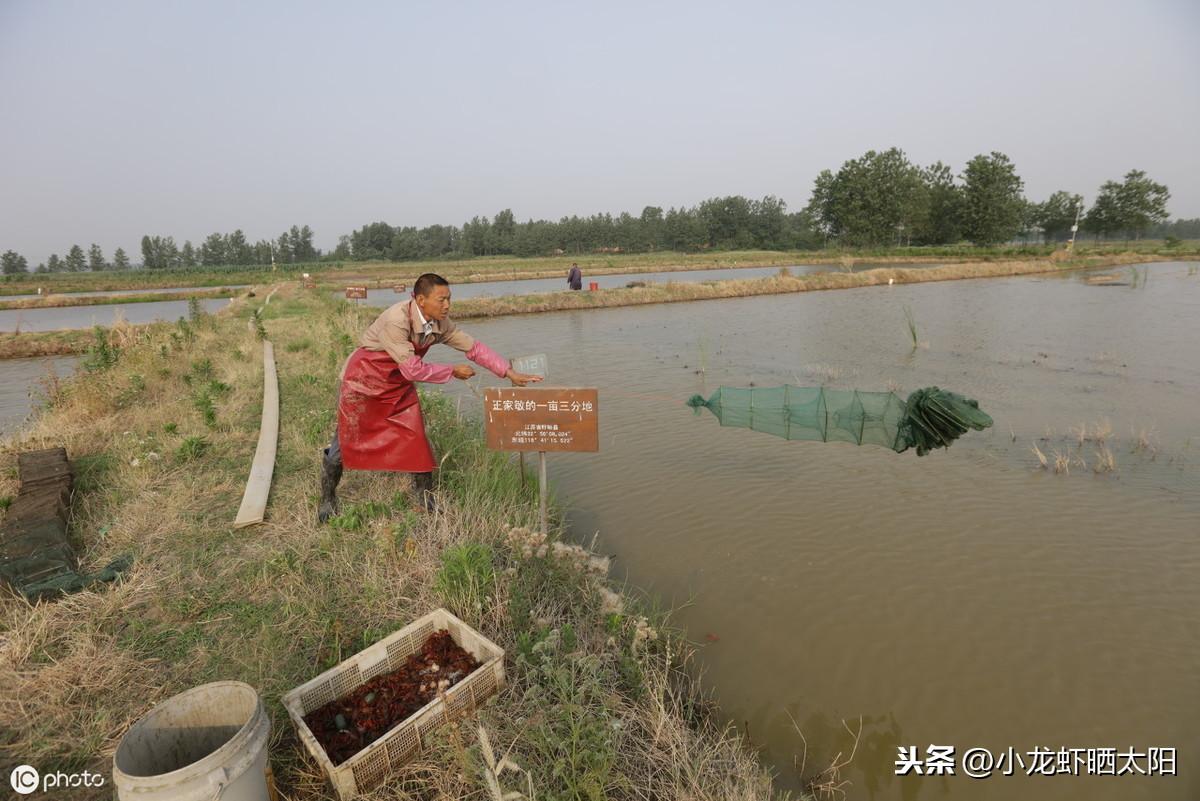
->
[686,386,993,456]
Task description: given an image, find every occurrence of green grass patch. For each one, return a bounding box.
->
[434,542,496,619]
[176,435,208,462]
[285,338,313,352]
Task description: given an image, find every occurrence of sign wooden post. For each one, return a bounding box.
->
[538,451,548,534]
[483,387,598,535]
[345,286,367,306]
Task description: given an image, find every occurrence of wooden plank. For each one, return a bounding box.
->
[234,341,280,528]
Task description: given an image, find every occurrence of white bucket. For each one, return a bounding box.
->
[112,681,271,801]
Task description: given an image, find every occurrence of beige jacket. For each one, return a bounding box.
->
[360,299,475,366]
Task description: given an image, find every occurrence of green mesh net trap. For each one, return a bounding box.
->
[686,385,993,456]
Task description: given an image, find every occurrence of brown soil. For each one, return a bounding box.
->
[302,630,481,765]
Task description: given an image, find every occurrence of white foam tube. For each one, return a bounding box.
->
[233,341,279,528]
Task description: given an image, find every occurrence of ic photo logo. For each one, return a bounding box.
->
[10,765,39,795]
[9,764,107,795]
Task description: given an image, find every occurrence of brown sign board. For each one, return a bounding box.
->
[345,286,368,299]
[484,388,598,452]
[393,283,407,293]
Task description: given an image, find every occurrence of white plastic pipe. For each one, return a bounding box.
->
[234,341,279,528]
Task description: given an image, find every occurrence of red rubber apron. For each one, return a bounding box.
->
[337,345,437,472]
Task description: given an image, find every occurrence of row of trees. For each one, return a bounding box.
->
[2,225,315,274]
[344,196,817,262]
[0,160,1185,271]
[140,225,317,270]
[2,243,131,274]
[341,158,1175,259]
[805,150,1174,247]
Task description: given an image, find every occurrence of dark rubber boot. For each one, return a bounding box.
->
[318,448,343,524]
[411,471,437,514]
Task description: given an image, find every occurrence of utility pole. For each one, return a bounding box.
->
[1067,198,1084,251]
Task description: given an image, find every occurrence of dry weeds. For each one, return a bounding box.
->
[1031,442,1049,470]
[791,715,863,801]
[1092,444,1117,474]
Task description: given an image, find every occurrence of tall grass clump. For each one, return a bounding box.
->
[902,305,918,350]
[434,542,496,620]
[82,326,119,372]
[420,389,541,522]
[251,307,267,340]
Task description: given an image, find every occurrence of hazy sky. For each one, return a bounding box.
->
[2,0,1198,264]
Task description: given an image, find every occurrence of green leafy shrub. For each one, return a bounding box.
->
[193,392,217,428]
[82,327,118,372]
[175,317,195,344]
[515,626,618,798]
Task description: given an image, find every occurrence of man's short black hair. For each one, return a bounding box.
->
[413,273,450,298]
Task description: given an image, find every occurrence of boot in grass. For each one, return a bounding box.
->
[410,471,437,513]
[318,448,343,524]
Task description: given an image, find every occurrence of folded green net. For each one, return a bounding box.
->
[686,385,992,456]
[8,555,134,602]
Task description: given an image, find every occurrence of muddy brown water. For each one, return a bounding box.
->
[441,262,1198,801]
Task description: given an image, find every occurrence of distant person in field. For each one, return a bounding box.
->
[567,262,582,290]
[319,272,542,521]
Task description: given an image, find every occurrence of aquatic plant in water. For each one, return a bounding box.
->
[902,305,918,350]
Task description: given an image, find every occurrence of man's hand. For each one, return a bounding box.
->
[452,364,476,380]
[507,370,542,387]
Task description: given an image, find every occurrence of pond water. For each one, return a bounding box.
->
[0,356,79,436]
[335,262,943,305]
[0,284,249,303]
[0,298,231,332]
[442,262,1199,801]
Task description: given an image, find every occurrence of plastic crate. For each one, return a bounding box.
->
[282,608,505,799]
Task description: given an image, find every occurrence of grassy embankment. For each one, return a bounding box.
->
[432,252,1181,319]
[4,239,1197,298]
[0,287,787,801]
[3,250,1192,361]
[0,287,242,311]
